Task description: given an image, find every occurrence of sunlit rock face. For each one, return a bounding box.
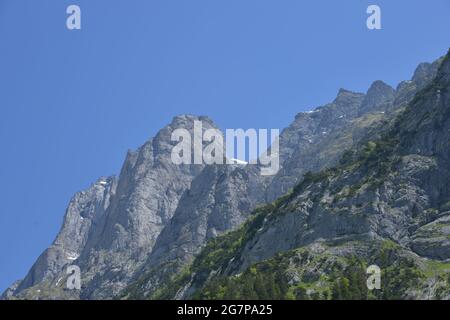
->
[4,53,447,300]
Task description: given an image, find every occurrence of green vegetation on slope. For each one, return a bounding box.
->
[122,50,450,300]
[191,241,427,300]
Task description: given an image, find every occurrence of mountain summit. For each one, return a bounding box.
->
[3,50,449,300]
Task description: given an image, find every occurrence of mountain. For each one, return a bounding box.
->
[3,50,447,300]
[121,56,445,299]
[3,115,218,299]
[135,51,450,300]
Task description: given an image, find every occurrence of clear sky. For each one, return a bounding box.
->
[0,0,449,293]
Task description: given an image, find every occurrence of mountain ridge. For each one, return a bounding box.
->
[134,50,450,300]
[3,51,448,300]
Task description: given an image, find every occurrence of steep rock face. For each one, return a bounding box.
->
[15,177,117,293]
[359,80,395,115]
[265,89,366,200]
[411,216,450,260]
[7,115,218,299]
[122,56,444,299]
[151,164,265,265]
[126,164,266,298]
[154,51,450,300]
[267,58,443,203]
[77,115,217,299]
[4,52,446,300]
[394,58,443,106]
[125,88,373,298]
[238,53,450,268]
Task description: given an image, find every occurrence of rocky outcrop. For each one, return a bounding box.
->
[394,58,443,106]
[5,115,218,299]
[411,216,450,260]
[4,51,448,300]
[359,80,395,115]
[15,177,117,293]
[265,60,440,203]
[127,164,266,297]
[145,51,450,300]
[76,115,218,299]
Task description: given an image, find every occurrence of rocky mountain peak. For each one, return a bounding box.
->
[394,56,444,106]
[437,51,450,81]
[13,175,117,293]
[151,114,221,162]
[334,88,365,105]
[412,56,445,88]
[6,50,449,301]
[413,62,437,88]
[154,50,450,301]
[359,80,395,115]
[169,114,215,127]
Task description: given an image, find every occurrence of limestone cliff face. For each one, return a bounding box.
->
[4,52,447,300]
[5,115,218,299]
[266,59,442,203]
[126,164,267,297]
[126,82,401,298]
[249,56,450,268]
[15,177,116,294]
[76,115,217,299]
[157,51,450,300]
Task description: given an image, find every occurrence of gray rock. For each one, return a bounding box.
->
[359,80,395,115]
[6,52,448,300]
[166,51,450,300]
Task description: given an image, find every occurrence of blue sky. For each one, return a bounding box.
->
[0,0,449,293]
